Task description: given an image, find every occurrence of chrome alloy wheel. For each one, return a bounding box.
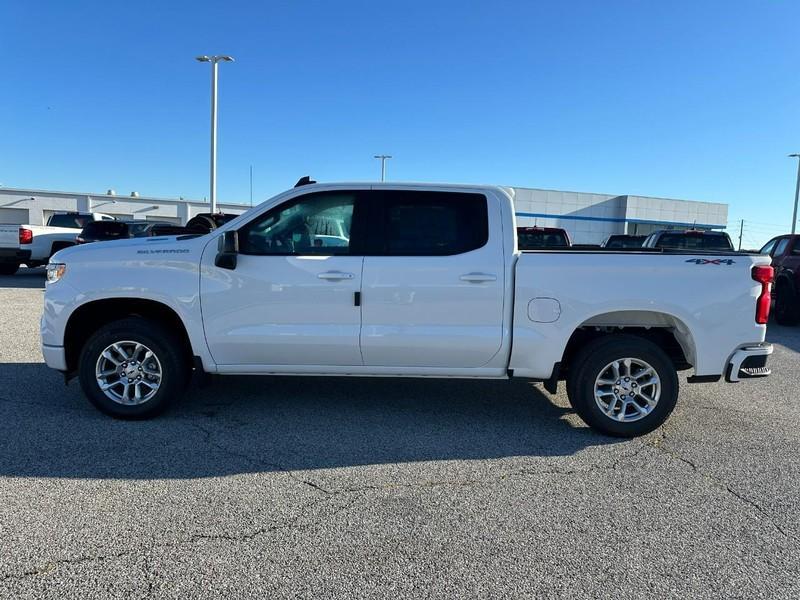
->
[95,341,163,405]
[593,358,661,422]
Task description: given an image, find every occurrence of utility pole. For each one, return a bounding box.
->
[196,55,234,213]
[738,219,744,251]
[790,154,800,235]
[374,155,392,182]
[249,165,253,207]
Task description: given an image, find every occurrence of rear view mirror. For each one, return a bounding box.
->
[215,230,239,270]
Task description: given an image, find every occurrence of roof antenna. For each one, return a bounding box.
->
[294,176,316,187]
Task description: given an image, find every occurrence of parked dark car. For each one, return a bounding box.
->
[642,229,735,251]
[185,212,238,234]
[760,235,800,325]
[602,234,647,249]
[516,226,571,250]
[76,220,187,244]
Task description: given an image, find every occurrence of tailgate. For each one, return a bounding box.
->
[0,225,19,249]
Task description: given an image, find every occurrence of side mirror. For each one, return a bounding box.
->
[215,230,239,270]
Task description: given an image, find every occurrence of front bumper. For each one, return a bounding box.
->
[42,344,68,372]
[0,248,31,263]
[725,343,773,383]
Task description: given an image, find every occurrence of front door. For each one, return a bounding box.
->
[201,190,366,366]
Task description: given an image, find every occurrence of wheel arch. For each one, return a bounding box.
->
[559,310,696,379]
[64,298,194,374]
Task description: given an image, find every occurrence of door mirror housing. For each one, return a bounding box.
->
[215,230,239,270]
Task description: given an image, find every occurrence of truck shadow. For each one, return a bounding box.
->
[767,322,800,354]
[0,267,45,289]
[0,363,621,480]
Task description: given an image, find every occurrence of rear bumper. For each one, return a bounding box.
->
[42,344,68,372]
[725,343,773,383]
[0,248,31,263]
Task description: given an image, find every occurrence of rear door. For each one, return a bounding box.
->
[360,189,505,368]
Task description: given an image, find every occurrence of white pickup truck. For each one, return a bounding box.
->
[0,212,113,274]
[40,182,774,437]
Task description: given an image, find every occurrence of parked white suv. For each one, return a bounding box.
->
[40,183,773,437]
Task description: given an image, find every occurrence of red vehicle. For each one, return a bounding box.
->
[516,226,571,250]
[760,235,800,324]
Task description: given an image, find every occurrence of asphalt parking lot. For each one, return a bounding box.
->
[0,268,798,599]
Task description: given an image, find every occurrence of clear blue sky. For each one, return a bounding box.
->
[1,0,799,247]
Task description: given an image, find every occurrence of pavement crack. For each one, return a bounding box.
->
[645,426,797,543]
[188,422,333,495]
[1,550,133,582]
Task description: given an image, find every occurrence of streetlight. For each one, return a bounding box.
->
[196,55,234,213]
[790,153,800,235]
[374,155,392,182]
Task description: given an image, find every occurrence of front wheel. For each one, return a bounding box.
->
[566,335,678,437]
[78,317,189,419]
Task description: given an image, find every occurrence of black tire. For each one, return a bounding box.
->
[50,241,75,257]
[566,335,679,437]
[78,317,189,419]
[0,262,19,275]
[185,215,218,234]
[774,280,800,326]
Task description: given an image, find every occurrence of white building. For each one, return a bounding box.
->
[0,184,728,245]
[511,187,728,245]
[0,188,248,227]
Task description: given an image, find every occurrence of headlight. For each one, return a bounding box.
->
[46,263,67,284]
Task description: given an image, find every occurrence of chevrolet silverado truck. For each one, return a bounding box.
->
[0,212,113,274]
[40,183,774,437]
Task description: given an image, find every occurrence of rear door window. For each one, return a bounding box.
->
[375,191,488,256]
[759,238,778,255]
[773,238,790,257]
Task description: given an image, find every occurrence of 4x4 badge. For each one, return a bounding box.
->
[685,258,736,265]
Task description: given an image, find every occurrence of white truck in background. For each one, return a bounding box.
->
[40,182,774,437]
[0,212,113,274]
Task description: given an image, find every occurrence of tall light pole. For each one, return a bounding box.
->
[196,55,234,213]
[790,153,800,235]
[374,155,392,182]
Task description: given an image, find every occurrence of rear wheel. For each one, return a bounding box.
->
[0,262,19,275]
[566,335,678,437]
[78,317,189,419]
[774,280,800,326]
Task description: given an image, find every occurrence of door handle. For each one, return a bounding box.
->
[318,271,355,281]
[460,272,497,283]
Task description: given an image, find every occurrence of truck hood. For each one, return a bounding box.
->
[51,234,208,264]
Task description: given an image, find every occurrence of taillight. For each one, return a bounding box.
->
[752,265,774,325]
[19,227,33,244]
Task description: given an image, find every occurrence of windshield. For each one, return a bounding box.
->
[49,214,94,228]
